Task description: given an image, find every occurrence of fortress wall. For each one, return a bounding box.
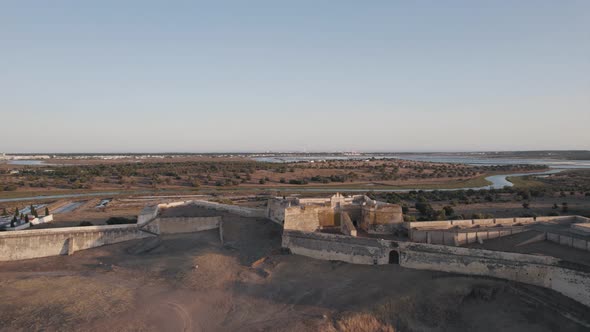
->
[399,242,590,307]
[406,216,581,233]
[156,216,221,234]
[0,225,152,261]
[283,206,327,232]
[282,230,590,306]
[361,204,403,234]
[138,205,160,225]
[318,209,339,227]
[282,230,390,265]
[266,199,288,224]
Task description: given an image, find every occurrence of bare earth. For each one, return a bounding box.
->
[1,209,589,331]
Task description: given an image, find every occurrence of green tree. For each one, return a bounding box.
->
[10,216,17,227]
[561,202,569,213]
[14,207,19,217]
[443,206,454,216]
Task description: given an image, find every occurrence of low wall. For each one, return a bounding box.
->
[405,215,579,232]
[157,216,221,234]
[411,227,528,246]
[547,232,590,252]
[0,225,152,261]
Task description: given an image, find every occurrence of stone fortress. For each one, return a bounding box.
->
[266,193,403,235]
[0,194,589,308]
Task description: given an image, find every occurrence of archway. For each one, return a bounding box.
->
[389,250,399,264]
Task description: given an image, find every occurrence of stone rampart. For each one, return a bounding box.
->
[282,230,390,265]
[399,242,590,307]
[0,225,152,261]
[282,230,590,307]
[411,227,528,246]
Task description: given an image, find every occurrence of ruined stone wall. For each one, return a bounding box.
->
[0,225,152,261]
[156,216,221,234]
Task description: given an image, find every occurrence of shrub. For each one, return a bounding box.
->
[3,185,17,191]
[79,221,94,226]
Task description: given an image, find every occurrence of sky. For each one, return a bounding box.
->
[1,1,589,153]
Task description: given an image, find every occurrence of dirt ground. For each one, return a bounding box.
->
[1,209,589,331]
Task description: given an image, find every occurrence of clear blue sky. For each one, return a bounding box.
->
[1,1,589,153]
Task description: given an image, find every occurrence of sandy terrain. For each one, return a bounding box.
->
[1,209,588,331]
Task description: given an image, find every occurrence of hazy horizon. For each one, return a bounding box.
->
[2,1,589,153]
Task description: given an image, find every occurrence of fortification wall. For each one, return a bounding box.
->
[283,206,327,232]
[138,205,160,225]
[282,230,390,264]
[547,232,590,252]
[157,216,221,234]
[411,227,528,246]
[282,230,590,306]
[267,199,288,224]
[0,225,152,261]
[361,204,403,234]
[399,242,590,307]
[406,216,580,232]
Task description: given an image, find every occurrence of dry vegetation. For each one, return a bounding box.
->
[0,157,546,196]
